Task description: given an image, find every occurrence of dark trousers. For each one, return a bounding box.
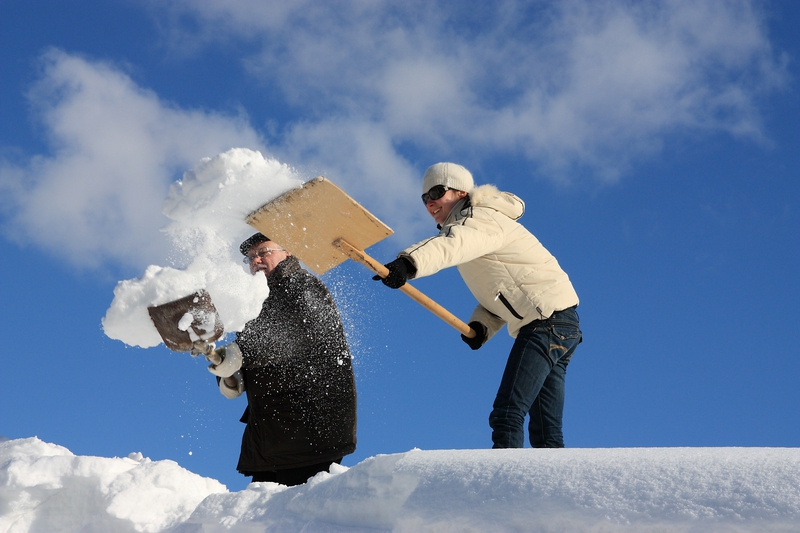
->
[489,306,582,448]
[250,458,341,486]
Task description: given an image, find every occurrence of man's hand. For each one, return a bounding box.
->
[207,342,243,378]
[190,340,215,358]
[461,321,487,350]
[372,257,414,289]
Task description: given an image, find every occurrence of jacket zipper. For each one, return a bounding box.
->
[495,291,524,320]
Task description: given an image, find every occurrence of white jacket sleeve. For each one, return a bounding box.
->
[400,209,504,279]
[469,304,507,341]
[207,342,243,378]
[219,370,244,399]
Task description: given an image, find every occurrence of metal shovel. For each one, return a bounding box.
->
[147,289,225,361]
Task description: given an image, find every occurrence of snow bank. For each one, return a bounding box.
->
[0,437,226,533]
[102,148,303,348]
[2,438,799,533]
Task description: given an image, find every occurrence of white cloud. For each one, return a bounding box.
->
[277,118,425,240]
[0,50,265,270]
[0,1,788,271]
[155,0,788,181]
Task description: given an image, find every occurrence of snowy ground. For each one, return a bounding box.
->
[73,148,799,533]
[1,437,799,533]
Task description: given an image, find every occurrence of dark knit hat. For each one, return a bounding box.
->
[239,233,270,255]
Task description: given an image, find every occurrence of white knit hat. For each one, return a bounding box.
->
[422,162,474,193]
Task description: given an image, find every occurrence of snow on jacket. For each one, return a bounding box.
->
[233,256,357,473]
[399,184,579,340]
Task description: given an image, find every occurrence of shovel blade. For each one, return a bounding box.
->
[246,177,393,275]
[147,290,224,352]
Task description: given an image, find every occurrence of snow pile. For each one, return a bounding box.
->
[102,148,303,348]
[0,437,226,533]
[2,438,799,533]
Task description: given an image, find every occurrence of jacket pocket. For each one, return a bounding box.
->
[550,323,581,342]
[495,291,524,320]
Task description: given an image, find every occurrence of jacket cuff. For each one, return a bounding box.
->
[470,305,505,341]
[219,370,244,399]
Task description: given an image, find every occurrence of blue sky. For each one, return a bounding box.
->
[1,0,798,492]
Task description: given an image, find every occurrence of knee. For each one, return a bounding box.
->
[489,408,524,429]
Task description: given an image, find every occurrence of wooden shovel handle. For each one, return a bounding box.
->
[334,238,476,338]
[191,340,223,365]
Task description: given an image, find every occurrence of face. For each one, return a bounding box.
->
[425,189,469,225]
[246,241,290,277]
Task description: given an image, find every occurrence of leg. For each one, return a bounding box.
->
[528,308,582,448]
[528,358,567,447]
[489,323,554,448]
[274,458,342,486]
[250,470,278,483]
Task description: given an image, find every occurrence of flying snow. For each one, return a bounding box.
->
[101,148,303,348]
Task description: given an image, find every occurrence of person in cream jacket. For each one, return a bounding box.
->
[375,162,582,449]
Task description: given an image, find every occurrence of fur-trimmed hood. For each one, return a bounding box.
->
[466,184,525,221]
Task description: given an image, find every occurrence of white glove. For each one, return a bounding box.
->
[207,342,243,378]
[219,371,244,399]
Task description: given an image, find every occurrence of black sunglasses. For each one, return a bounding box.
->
[421,185,450,204]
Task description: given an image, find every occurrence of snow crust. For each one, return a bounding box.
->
[101,148,303,348]
[87,149,800,532]
[2,437,799,533]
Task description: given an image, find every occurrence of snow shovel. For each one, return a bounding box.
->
[147,290,226,362]
[246,177,476,338]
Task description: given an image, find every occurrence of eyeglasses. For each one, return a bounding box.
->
[421,185,450,204]
[243,247,286,264]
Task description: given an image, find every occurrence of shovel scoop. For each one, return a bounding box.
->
[147,290,225,362]
[246,177,476,338]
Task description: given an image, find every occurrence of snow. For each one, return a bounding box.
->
[102,148,303,348]
[86,149,800,531]
[1,437,799,533]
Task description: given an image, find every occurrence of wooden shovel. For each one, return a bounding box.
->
[246,177,476,338]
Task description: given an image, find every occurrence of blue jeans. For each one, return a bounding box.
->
[489,306,582,448]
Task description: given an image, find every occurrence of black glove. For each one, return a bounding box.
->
[372,257,414,289]
[461,321,487,350]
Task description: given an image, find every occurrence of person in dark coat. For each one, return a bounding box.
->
[209,233,357,486]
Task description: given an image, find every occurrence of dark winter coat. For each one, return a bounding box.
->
[234,256,357,473]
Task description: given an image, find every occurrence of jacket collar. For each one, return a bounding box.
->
[268,255,301,283]
[437,196,471,229]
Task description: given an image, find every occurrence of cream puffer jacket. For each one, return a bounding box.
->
[399,184,579,340]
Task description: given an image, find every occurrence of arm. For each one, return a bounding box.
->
[400,209,505,279]
[296,277,352,365]
[469,303,507,341]
[218,371,244,399]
